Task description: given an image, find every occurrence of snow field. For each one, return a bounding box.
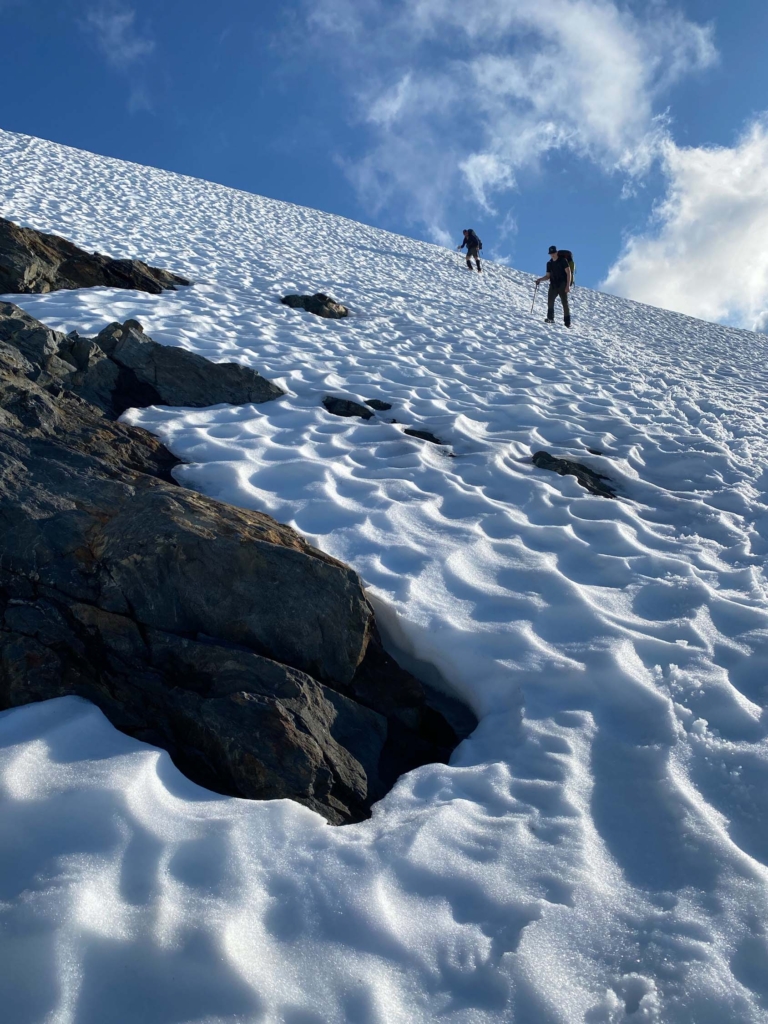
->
[2,129,768,1022]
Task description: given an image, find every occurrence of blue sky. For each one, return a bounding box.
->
[2,0,767,329]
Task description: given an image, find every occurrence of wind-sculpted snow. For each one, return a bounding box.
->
[3,129,768,1023]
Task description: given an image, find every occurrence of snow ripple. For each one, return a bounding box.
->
[2,129,768,1023]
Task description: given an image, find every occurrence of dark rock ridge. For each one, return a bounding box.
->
[532,450,616,498]
[0,303,469,824]
[365,398,392,411]
[0,304,284,417]
[0,217,190,295]
[281,293,349,319]
[404,428,446,446]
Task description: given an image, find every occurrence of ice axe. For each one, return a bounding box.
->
[530,281,539,314]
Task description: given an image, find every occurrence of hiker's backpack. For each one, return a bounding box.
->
[468,231,482,250]
[558,250,575,283]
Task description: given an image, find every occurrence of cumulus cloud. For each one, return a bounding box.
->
[303,0,715,239]
[83,4,154,68]
[603,120,768,333]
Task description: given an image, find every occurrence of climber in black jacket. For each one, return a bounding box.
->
[457,229,482,273]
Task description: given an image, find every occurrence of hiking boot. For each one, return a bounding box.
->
[564,321,571,328]
[477,266,482,273]
[544,318,554,323]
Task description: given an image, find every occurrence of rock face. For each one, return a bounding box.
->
[0,303,468,824]
[0,217,190,294]
[532,450,615,498]
[281,293,349,319]
[0,304,284,417]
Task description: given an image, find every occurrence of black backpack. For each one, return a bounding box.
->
[467,231,482,249]
[558,250,575,283]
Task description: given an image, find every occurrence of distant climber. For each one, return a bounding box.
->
[457,229,482,273]
[536,245,572,327]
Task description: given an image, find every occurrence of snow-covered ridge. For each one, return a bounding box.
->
[2,128,768,1023]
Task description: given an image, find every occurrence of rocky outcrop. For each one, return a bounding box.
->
[0,303,468,823]
[0,217,190,294]
[532,450,615,498]
[0,304,284,417]
[281,293,349,319]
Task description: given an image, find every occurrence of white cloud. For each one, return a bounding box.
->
[603,120,768,333]
[83,5,154,68]
[459,153,516,212]
[304,0,716,238]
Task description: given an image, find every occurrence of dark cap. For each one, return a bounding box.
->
[548,245,557,254]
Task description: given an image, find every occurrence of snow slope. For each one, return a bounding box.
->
[2,128,768,1023]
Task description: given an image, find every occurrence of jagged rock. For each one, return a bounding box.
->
[404,428,446,446]
[0,311,470,824]
[0,300,66,365]
[91,319,285,412]
[365,398,392,411]
[323,396,373,420]
[0,305,285,417]
[0,217,190,294]
[532,450,616,498]
[281,292,349,319]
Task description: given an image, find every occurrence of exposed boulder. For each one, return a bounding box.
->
[365,398,392,411]
[281,292,349,319]
[0,305,285,417]
[0,217,190,295]
[532,450,616,498]
[323,396,373,420]
[0,307,470,823]
[92,319,285,412]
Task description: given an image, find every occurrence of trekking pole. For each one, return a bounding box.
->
[530,281,539,314]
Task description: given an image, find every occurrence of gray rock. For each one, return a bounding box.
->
[0,305,285,417]
[365,398,392,411]
[532,450,616,498]
[0,307,471,823]
[104,321,285,409]
[323,396,373,420]
[0,217,190,295]
[281,292,349,319]
[0,301,65,365]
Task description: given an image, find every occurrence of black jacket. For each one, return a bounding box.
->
[460,231,482,250]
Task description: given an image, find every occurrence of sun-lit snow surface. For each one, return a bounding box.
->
[3,129,768,1023]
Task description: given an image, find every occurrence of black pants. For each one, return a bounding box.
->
[547,284,570,325]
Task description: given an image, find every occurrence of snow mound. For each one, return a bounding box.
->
[2,129,768,1023]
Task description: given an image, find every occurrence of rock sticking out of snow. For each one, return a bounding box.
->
[0,303,285,417]
[323,395,374,419]
[0,302,467,824]
[404,427,447,446]
[532,448,615,497]
[0,216,189,294]
[281,292,349,318]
